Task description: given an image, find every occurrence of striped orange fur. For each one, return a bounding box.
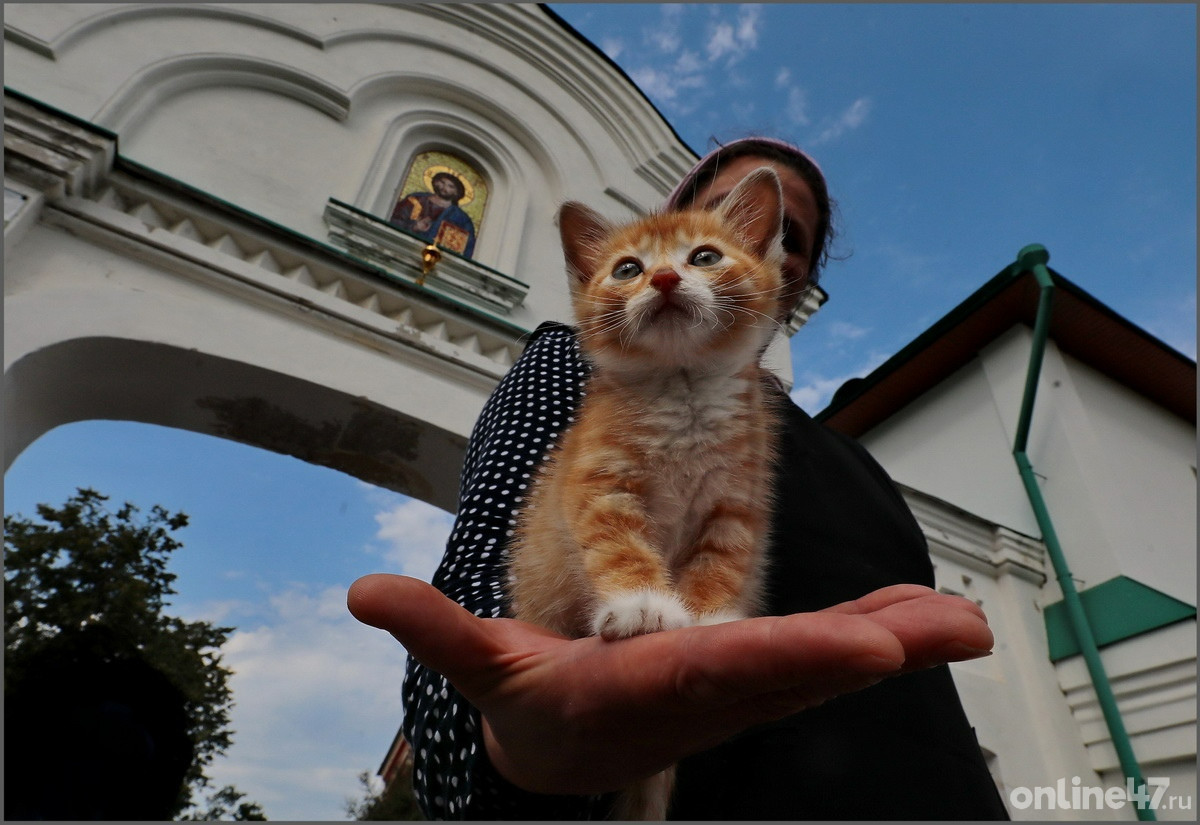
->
[509,168,787,820]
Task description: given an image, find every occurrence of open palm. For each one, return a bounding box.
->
[348,575,992,796]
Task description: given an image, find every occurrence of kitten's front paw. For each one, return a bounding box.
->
[593,590,693,640]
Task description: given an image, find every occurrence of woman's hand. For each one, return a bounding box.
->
[347,575,992,795]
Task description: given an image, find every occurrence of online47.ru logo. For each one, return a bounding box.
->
[1008,777,1192,813]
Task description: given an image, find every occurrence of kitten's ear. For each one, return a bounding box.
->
[558,202,613,287]
[717,167,784,261]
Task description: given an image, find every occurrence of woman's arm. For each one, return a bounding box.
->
[396,324,602,819]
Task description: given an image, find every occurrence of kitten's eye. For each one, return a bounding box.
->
[690,247,723,267]
[612,259,643,280]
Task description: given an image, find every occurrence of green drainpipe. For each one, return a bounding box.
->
[1011,244,1154,820]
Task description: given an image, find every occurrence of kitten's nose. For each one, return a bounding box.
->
[650,269,681,293]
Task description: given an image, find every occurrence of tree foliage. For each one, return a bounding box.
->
[182,784,268,821]
[4,487,262,818]
[345,768,425,821]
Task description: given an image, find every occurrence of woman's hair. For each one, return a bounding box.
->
[666,137,836,286]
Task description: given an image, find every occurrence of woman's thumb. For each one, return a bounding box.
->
[347,574,500,693]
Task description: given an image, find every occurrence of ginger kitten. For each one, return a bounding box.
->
[509,167,787,820]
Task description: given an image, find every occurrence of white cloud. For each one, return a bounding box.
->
[706,5,761,66]
[372,497,455,583]
[649,27,680,54]
[675,49,705,76]
[600,37,624,60]
[631,65,680,103]
[828,321,871,341]
[182,492,454,819]
[811,97,874,145]
[644,4,683,53]
[789,374,855,413]
[706,22,738,63]
[786,86,811,126]
[790,349,891,412]
[201,584,409,821]
[736,5,762,49]
[775,67,791,88]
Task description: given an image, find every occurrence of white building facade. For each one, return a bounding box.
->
[4,2,700,510]
[821,268,1197,819]
[6,4,1195,820]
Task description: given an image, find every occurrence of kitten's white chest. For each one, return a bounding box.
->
[630,371,756,561]
[636,372,750,451]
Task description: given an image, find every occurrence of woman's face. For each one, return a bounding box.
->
[691,154,821,297]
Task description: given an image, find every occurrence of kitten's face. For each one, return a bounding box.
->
[559,168,786,372]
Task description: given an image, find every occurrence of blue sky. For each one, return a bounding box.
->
[4,4,1195,820]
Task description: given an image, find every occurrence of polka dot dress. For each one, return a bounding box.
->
[401,323,610,819]
[398,321,1008,820]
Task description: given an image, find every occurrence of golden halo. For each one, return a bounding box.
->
[422,165,474,207]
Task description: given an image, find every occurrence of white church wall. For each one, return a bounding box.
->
[861,324,1196,607]
[901,487,1119,820]
[855,346,1039,536]
[3,3,698,336]
[1062,619,1198,821]
[4,208,485,510]
[1057,358,1197,605]
[864,315,1197,817]
[3,3,708,502]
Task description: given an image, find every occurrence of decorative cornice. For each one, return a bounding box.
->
[47,171,524,380]
[5,90,526,381]
[3,92,115,199]
[323,199,529,315]
[901,483,1047,584]
[785,284,828,336]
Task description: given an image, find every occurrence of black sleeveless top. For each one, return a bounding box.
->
[401,323,1009,820]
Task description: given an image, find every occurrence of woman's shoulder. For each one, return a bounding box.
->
[523,320,579,347]
[503,322,589,380]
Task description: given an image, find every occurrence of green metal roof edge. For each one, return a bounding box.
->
[814,252,1197,424]
[814,259,1025,423]
[1045,575,1197,662]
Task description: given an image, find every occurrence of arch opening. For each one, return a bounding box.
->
[4,337,467,513]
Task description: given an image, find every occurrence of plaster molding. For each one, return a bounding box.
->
[1055,620,1197,772]
[4,3,326,59]
[411,4,695,178]
[6,3,694,194]
[902,483,1047,584]
[3,93,116,200]
[93,53,351,133]
[40,167,524,381]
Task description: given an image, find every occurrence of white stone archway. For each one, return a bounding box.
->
[4,3,699,511]
[6,335,471,512]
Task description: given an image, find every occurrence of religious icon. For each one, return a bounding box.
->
[389,150,487,259]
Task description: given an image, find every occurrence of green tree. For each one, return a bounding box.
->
[4,487,264,818]
[345,769,425,821]
[183,784,268,821]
